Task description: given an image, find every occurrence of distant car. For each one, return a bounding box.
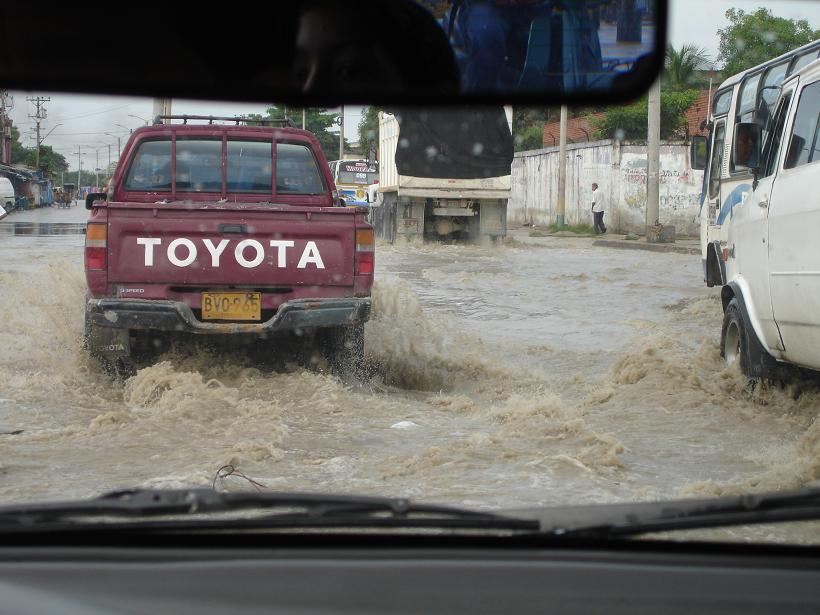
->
[0,177,15,213]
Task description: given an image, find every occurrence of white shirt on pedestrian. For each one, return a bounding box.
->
[592,188,606,213]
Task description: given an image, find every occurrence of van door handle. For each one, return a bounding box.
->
[219,224,246,233]
[758,197,768,208]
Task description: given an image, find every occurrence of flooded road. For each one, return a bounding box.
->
[1,206,818,543]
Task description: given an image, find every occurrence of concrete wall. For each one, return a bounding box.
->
[509,140,704,236]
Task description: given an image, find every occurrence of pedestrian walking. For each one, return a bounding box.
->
[591,182,607,234]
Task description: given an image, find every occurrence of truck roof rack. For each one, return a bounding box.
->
[153,115,297,128]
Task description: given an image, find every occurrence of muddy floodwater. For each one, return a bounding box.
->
[1,206,818,544]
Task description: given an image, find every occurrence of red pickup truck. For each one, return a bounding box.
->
[83,116,374,377]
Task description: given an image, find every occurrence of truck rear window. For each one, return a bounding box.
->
[123,140,172,191]
[276,143,325,195]
[123,138,326,196]
[176,139,222,192]
[227,141,272,193]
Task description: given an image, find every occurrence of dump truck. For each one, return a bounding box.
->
[371,107,514,243]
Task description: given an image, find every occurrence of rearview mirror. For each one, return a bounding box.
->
[690,136,707,170]
[2,0,667,105]
[85,193,107,210]
[733,123,762,171]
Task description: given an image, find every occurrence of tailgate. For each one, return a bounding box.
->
[107,204,355,288]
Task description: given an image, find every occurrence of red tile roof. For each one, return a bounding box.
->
[541,113,605,147]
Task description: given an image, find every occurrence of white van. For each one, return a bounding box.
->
[0,177,15,212]
[718,58,820,378]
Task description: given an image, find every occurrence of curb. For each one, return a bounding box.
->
[592,239,700,255]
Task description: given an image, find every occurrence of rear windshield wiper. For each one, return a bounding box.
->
[0,488,539,533]
[520,487,820,539]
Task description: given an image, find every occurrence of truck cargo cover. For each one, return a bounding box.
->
[390,108,513,180]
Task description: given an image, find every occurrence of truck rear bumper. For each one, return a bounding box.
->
[87,296,371,336]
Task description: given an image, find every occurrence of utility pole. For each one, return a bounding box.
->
[27,96,50,170]
[646,76,661,241]
[74,145,82,194]
[302,108,306,130]
[556,105,568,228]
[152,98,171,124]
[0,91,12,165]
[339,105,344,160]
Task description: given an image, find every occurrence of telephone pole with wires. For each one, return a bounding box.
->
[1,91,13,165]
[27,96,50,170]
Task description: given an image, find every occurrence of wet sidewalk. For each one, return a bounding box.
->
[509,226,700,255]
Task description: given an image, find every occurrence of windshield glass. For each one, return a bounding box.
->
[336,161,379,185]
[2,0,820,549]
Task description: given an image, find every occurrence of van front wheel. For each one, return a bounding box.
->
[721,300,745,370]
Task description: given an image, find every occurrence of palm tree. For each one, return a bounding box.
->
[664,44,712,91]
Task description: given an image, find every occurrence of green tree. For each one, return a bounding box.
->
[513,108,553,151]
[9,125,29,165]
[357,106,380,159]
[590,90,700,140]
[65,169,103,187]
[664,44,711,91]
[23,145,68,178]
[262,106,340,161]
[7,125,67,177]
[717,8,819,75]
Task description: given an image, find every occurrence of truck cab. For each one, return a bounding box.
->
[720,59,820,376]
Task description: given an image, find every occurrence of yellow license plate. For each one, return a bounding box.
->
[201,292,261,321]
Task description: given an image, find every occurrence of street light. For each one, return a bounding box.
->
[104,132,122,160]
[84,144,107,188]
[39,123,63,145]
[115,123,134,133]
[128,114,150,125]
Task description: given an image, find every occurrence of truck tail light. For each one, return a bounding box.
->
[85,223,107,270]
[355,228,374,275]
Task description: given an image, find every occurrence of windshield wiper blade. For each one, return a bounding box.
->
[535,487,820,539]
[0,488,539,533]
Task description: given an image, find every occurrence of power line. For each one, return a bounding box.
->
[13,101,141,126]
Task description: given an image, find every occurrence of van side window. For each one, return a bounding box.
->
[708,123,725,200]
[712,89,732,116]
[762,92,792,178]
[784,82,820,169]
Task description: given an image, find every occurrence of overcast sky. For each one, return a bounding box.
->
[7,0,820,170]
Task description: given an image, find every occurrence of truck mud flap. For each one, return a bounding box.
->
[371,195,397,243]
[86,323,131,359]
